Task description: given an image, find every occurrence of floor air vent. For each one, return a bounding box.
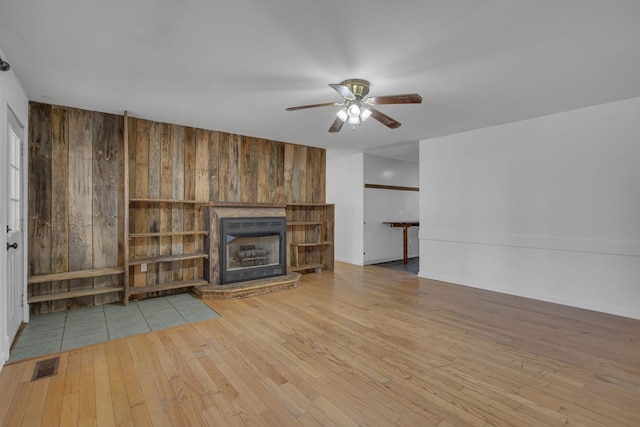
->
[31,356,60,381]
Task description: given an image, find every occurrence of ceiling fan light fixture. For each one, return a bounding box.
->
[348,115,360,125]
[336,108,348,122]
[360,107,372,122]
[347,103,361,118]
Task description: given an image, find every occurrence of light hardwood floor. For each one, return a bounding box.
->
[1,262,639,426]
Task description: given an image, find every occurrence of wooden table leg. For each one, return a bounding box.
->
[382,222,418,265]
[402,226,409,264]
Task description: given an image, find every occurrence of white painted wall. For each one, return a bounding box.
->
[419,96,640,319]
[0,48,29,369]
[326,153,364,265]
[363,154,419,264]
[327,153,420,266]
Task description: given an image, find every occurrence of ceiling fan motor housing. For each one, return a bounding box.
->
[341,79,370,98]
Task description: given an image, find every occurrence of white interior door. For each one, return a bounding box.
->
[6,108,24,341]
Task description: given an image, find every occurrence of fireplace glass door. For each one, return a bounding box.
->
[220,217,287,284]
[226,234,280,270]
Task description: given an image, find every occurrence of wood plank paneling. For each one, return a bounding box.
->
[275,141,285,204]
[306,147,318,204]
[256,139,268,204]
[146,122,162,287]
[50,106,69,312]
[132,119,150,289]
[294,145,307,203]
[159,123,173,287]
[67,109,94,308]
[28,103,52,313]
[281,144,324,204]
[240,136,251,203]
[283,144,295,204]
[318,149,326,203]
[194,129,210,203]
[171,125,185,284]
[257,138,282,204]
[208,131,219,203]
[119,115,127,299]
[28,102,328,310]
[92,112,121,305]
[241,136,259,203]
[323,205,334,270]
[194,129,210,280]
[217,133,230,202]
[218,132,241,202]
[183,127,196,281]
[127,115,137,241]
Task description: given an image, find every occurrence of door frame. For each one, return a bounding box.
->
[5,105,26,340]
[0,80,29,365]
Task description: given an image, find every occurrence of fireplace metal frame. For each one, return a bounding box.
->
[219,216,287,284]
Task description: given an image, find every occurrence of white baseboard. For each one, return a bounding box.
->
[334,257,364,266]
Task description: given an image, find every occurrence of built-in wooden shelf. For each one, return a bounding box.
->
[126,193,211,303]
[286,203,334,274]
[27,286,124,304]
[129,279,208,295]
[290,241,333,247]
[27,267,125,285]
[129,231,209,238]
[129,198,209,205]
[128,253,208,265]
[28,267,125,304]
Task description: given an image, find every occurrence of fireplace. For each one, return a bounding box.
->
[220,217,287,284]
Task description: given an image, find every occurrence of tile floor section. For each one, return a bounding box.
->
[9,293,220,363]
[372,257,419,274]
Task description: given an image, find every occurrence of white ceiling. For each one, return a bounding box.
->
[1,1,640,162]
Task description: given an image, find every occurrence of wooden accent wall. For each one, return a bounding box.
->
[126,117,325,205]
[28,104,125,313]
[28,102,326,312]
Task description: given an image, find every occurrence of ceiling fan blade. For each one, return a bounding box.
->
[369,107,401,129]
[329,117,345,133]
[329,84,357,101]
[367,93,422,105]
[286,102,341,111]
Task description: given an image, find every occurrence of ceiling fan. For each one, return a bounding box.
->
[286,79,422,132]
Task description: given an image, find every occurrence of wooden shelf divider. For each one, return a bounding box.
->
[128,231,209,238]
[128,253,208,266]
[27,266,125,285]
[27,286,124,304]
[128,279,209,295]
[290,242,333,247]
[129,198,209,205]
